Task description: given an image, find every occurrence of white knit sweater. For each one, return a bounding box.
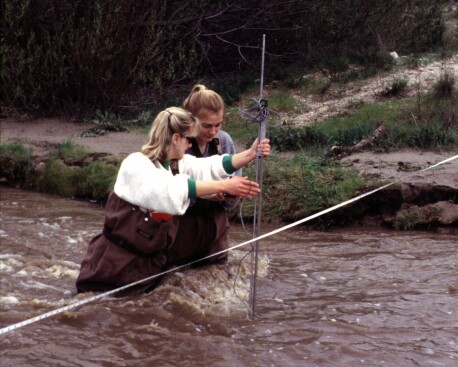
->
[113,152,233,215]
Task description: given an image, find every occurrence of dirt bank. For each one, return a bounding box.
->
[0,118,146,158]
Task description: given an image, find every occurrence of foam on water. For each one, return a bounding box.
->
[39,219,62,230]
[17,219,34,224]
[0,296,20,305]
[0,256,24,272]
[153,251,270,318]
[65,236,78,244]
[46,264,79,278]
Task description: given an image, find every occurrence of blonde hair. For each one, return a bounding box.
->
[141,107,196,162]
[183,84,225,117]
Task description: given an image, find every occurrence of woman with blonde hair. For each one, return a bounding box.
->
[167,85,242,269]
[76,107,270,294]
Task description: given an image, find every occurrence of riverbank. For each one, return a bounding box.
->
[1,117,457,229]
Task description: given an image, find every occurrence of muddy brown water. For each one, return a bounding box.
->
[1,187,457,367]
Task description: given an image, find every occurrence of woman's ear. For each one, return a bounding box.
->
[172,132,181,146]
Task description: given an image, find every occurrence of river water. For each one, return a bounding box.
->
[1,186,457,367]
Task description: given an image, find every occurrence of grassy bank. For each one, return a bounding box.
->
[0,138,372,224]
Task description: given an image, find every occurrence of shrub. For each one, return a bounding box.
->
[0,142,35,186]
[36,159,118,201]
[380,77,409,97]
[269,126,327,151]
[434,70,456,99]
[1,1,199,113]
[407,123,456,149]
[268,92,296,112]
[394,210,420,230]
[54,140,90,163]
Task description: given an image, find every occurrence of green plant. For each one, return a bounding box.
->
[394,210,420,230]
[36,159,76,197]
[81,109,131,137]
[269,126,327,151]
[54,139,90,163]
[380,77,409,97]
[0,141,34,161]
[36,159,118,201]
[407,123,456,148]
[373,51,396,71]
[266,92,296,112]
[76,161,118,200]
[0,142,35,186]
[320,56,350,81]
[93,109,128,131]
[283,74,306,89]
[134,110,155,126]
[328,125,375,146]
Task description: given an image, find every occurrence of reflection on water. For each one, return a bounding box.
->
[1,186,457,366]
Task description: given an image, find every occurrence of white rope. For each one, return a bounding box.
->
[1,154,456,335]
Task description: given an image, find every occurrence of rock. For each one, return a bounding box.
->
[433,201,458,225]
[390,51,400,63]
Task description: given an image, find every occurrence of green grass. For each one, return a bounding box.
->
[0,141,34,161]
[36,159,118,201]
[54,139,90,163]
[0,140,119,201]
[0,142,35,186]
[267,91,296,111]
[268,93,458,152]
[229,154,371,224]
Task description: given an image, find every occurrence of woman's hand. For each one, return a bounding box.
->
[223,176,260,198]
[250,138,271,158]
[231,138,271,170]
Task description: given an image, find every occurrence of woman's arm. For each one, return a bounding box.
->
[230,138,270,170]
[193,138,270,198]
[195,176,260,198]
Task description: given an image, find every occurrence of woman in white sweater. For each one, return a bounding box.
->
[76,106,270,294]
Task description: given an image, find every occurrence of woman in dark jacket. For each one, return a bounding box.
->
[167,85,241,268]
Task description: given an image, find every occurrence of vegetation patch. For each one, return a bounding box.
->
[264,84,457,153]
[0,140,119,202]
[393,205,442,230]
[53,139,90,163]
[36,159,118,201]
[0,142,35,187]
[229,154,370,224]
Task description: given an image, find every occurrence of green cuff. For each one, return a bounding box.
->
[223,154,236,174]
[187,179,197,198]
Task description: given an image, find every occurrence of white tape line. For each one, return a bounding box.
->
[1,154,456,335]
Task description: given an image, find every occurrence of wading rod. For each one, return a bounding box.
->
[248,34,267,318]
